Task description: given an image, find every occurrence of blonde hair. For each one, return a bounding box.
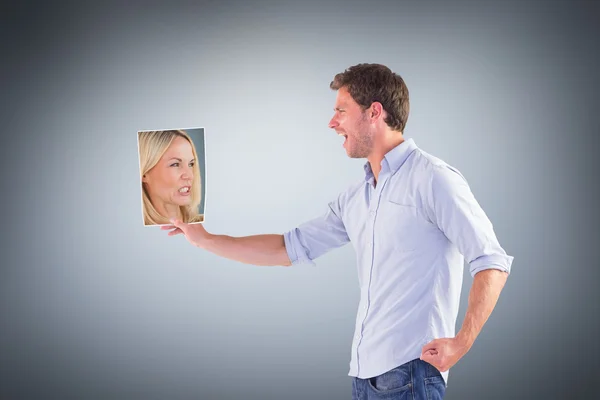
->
[138,130,204,225]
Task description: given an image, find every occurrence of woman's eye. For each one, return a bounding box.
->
[170,163,179,167]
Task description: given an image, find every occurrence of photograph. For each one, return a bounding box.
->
[137,127,206,226]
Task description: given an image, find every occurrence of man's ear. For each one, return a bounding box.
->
[369,102,384,121]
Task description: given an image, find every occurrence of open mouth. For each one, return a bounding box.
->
[178,186,190,194]
[338,132,348,145]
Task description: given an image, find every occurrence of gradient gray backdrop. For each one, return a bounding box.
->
[1,0,598,399]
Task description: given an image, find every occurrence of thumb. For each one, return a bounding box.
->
[170,218,186,232]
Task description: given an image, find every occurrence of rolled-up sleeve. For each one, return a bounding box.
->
[283,196,350,266]
[426,164,514,277]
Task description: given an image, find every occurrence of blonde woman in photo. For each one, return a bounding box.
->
[138,130,204,225]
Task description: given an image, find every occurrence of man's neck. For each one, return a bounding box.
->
[367,134,405,184]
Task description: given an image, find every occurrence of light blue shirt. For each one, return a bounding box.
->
[283,138,513,385]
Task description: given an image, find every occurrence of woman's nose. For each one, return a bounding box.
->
[181,168,193,180]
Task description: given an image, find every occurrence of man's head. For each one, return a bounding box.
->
[328,63,410,158]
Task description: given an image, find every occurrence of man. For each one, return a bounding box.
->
[162,63,513,399]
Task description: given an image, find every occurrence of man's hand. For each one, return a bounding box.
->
[161,219,211,248]
[420,337,471,372]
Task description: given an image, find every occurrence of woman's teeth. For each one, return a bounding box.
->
[179,187,190,193]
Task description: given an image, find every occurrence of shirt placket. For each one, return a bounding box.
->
[353,170,389,377]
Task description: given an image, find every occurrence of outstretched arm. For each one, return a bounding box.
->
[162,196,350,267]
[199,232,292,267]
[162,220,292,266]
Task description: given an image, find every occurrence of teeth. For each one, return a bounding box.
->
[179,187,189,193]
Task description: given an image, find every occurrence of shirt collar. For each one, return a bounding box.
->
[363,138,418,183]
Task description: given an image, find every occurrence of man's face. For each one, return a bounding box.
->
[328,86,374,158]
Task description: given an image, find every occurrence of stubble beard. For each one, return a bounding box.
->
[347,115,373,159]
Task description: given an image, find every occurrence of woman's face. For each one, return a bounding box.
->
[143,136,195,208]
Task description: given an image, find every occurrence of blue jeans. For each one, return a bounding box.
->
[351,359,446,399]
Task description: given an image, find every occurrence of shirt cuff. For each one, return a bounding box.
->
[283,229,317,266]
[469,253,514,277]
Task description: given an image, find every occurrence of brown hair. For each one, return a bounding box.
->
[330,63,410,133]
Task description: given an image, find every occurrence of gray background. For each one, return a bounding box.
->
[1,0,598,399]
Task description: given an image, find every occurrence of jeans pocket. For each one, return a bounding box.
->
[424,376,446,400]
[367,363,413,399]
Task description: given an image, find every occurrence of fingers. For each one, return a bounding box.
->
[170,218,184,226]
[420,339,440,363]
[169,218,187,232]
[160,219,187,236]
[160,218,186,229]
[421,339,439,354]
[421,351,436,362]
[160,220,184,236]
[420,341,452,372]
[420,348,438,360]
